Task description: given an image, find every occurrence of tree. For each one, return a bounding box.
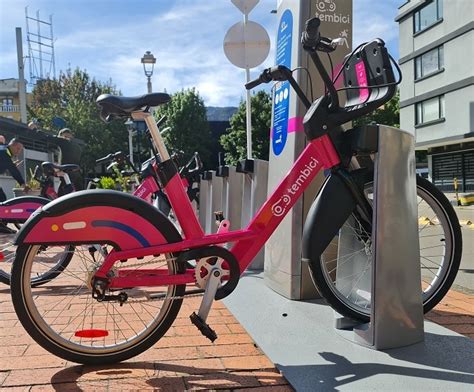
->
[29,68,128,175]
[153,88,212,167]
[353,90,400,128]
[220,91,271,165]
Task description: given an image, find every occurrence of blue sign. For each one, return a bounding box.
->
[272,9,293,156]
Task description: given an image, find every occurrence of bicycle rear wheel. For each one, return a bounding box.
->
[310,176,462,322]
[11,243,185,365]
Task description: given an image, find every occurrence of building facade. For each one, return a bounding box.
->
[396,0,474,192]
[0,79,23,122]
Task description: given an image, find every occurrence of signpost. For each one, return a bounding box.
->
[224,0,270,159]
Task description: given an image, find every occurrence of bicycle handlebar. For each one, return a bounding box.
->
[246,16,397,130]
[155,115,167,129]
[179,152,203,178]
[96,151,126,164]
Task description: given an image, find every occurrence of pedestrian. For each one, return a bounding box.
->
[0,138,29,202]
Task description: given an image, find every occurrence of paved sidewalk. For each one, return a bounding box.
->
[0,291,293,391]
[425,288,474,339]
[0,282,472,391]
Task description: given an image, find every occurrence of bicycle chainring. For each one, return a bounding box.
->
[177,246,240,300]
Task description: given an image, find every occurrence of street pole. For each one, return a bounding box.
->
[128,128,134,166]
[244,13,252,160]
[147,76,152,94]
[16,27,27,124]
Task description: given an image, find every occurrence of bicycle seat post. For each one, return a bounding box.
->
[131,111,170,161]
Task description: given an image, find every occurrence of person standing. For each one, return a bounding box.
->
[0,139,28,202]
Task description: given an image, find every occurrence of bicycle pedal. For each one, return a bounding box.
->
[190,312,217,342]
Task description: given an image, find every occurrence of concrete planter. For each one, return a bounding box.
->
[12,188,42,198]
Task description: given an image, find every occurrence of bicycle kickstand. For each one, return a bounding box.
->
[190,266,222,342]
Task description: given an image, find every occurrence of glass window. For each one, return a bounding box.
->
[415,95,445,125]
[414,46,444,79]
[414,0,443,33]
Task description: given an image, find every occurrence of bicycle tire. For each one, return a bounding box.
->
[11,190,185,364]
[11,245,186,365]
[0,197,73,287]
[309,176,462,322]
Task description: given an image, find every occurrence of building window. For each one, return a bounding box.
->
[414,0,443,33]
[1,98,14,112]
[415,95,445,125]
[415,46,444,79]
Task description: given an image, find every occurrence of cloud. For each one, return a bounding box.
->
[0,0,401,106]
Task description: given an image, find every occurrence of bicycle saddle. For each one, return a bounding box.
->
[96,93,170,121]
[42,162,80,173]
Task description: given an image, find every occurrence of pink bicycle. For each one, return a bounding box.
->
[10,18,461,364]
[0,162,79,285]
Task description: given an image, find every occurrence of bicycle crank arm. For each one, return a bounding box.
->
[190,267,222,342]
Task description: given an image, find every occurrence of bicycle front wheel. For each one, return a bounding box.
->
[11,243,185,365]
[310,176,462,322]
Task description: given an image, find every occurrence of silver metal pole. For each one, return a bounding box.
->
[132,112,170,161]
[128,128,134,165]
[244,13,252,160]
[147,76,152,94]
[36,10,43,79]
[245,68,252,160]
[16,27,27,123]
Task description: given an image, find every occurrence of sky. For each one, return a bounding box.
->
[0,0,402,107]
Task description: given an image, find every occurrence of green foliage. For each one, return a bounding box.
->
[153,88,212,167]
[29,68,128,174]
[98,176,116,190]
[220,91,271,165]
[353,90,400,128]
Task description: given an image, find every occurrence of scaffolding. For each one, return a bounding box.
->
[25,7,56,85]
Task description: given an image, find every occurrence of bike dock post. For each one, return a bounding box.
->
[199,171,213,234]
[216,165,243,232]
[335,124,424,349]
[210,171,224,234]
[237,158,269,270]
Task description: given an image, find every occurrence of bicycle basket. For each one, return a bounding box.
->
[342,39,396,108]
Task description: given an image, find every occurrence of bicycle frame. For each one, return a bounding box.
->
[91,111,341,288]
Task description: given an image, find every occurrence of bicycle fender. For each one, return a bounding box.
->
[0,196,50,222]
[15,190,181,249]
[302,174,356,264]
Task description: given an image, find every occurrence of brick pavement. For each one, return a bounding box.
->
[0,286,293,391]
[425,288,474,339]
[1,281,472,391]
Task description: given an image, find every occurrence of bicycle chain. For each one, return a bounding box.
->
[116,255,178,269]
[125,290,204,304]
[110,255,204,304]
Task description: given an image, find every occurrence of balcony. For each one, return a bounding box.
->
[0,104,20,113]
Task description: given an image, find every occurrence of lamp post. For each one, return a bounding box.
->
[124,119,134,166]
[141,51,156,93]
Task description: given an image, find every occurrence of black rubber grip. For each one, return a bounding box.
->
[302,17,321,47]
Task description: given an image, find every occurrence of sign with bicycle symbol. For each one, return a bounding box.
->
[272,9,293,156]
[316,0,336,13]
